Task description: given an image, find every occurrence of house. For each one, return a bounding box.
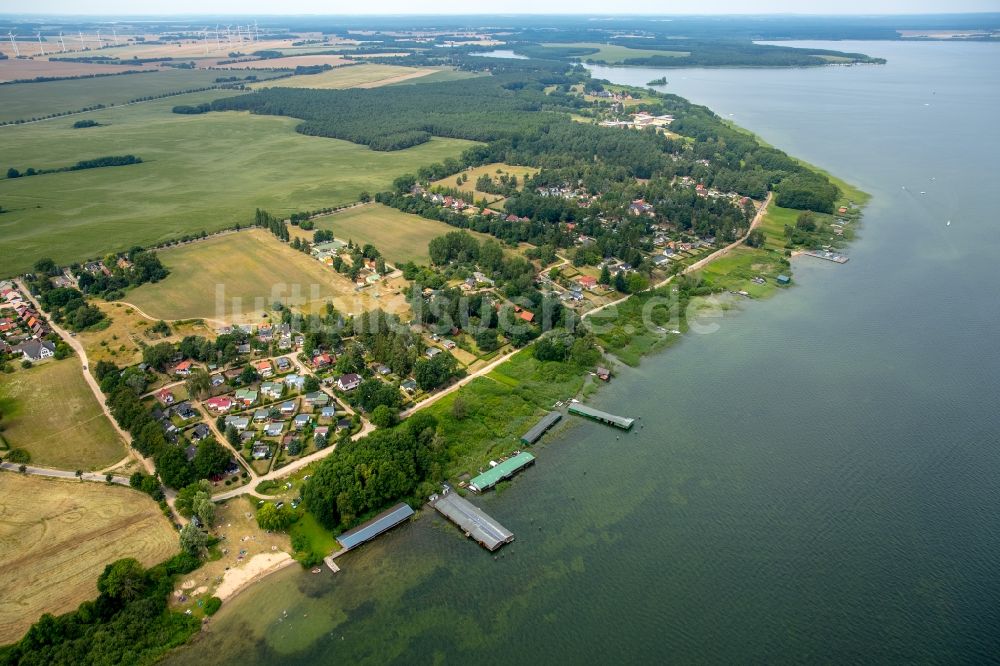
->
[255,360,273,378]
[314,426,329,439]
[442,340,457,350]
[234,388,258,406]
[252,443,271,460]
[595,367,611,382]
[12,339,55,361]
[577,275,598,290]
[306,391,332,407]
[264,422,284,438]
[337,418,352,431]
[174,403,198,420]
[224,415,250,432]
[376,364,391,375]
[776,275,791,285]
[155,388,175,405]
[240,430,256,444]
[253,409,270,422]
[425,347,441,359]
[184,444,198,462]
[275,357,291,372]
[190,423,211,441]
[280,400,297,415]
[293,414,312,430]
[320,405,337,420]
[173,360,193,376]
[401,379,418,393]
[260,382,283,400]
[204,396,234,413]
[312,352,333,369]
[337,374,361,392]
[210,373,225,387]
[284,374,306,392]
[236,343,252,355]
[518,310,535,323]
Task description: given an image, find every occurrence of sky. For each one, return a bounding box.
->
[8,1,1000,15]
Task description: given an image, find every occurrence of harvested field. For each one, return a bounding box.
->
[127,229,411,321]
[0,474,177,644]
[251,63,433,89]
[0,58,158,83]
[0,357,126,470]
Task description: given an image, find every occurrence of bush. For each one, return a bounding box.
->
[203,596,222,615]
[5,448,30,464]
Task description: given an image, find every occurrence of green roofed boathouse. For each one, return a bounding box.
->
[468,451,536,493]
[567,403,635,430]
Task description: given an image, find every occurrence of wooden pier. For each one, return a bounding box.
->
[803,249,849,264]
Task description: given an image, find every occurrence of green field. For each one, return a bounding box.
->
[310,203,494,266]
[127,229,397,321]
[0,69,266,123]
[385,68,484,86]
[0,358,125,470]
[542,42,688,63]
[0,91,476,276]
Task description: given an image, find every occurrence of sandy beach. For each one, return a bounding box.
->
[214,552,297,603]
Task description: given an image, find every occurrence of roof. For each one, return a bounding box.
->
[568,403,635,429]
[336,503,415,551]
[518,310,535,322]
[469,452,536,492]
[521,412,562,445]
[432,491,514,551]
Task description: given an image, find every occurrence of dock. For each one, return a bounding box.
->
[431,488,514,552]
[803,249,849,264]
[520,411,562,445]
[568,403,635,430]
[469,451,535,493]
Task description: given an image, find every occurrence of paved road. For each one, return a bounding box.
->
[0,462,130,486]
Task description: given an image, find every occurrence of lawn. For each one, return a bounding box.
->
[0,474,178,645]
[0,358,126,470]
[126,229,405,321]
[253,63,438,89]
[541,42,688,63]
[0,91,476,276]
[0,69,251,123]
[697,246,790,298]
[302,203,495,266]
[431,162,540,205]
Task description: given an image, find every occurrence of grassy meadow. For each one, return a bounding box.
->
[0,91,476,276]
[431,162,539,205]
[0,474,177,644]
[0,357,126,470]
[300,203,494,266]
[542,42,688,63]
[0,69,255,123]
[126,229,404,321]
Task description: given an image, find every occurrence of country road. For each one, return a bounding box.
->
[0,462,129,486]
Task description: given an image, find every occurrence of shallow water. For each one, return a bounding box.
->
[167,41,1000,664]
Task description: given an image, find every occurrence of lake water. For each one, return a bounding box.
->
[168,41,1000,664]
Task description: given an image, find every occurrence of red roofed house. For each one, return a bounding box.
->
[255,360,273,378]
[312,353,333,369]
[205,396,235,413]
[156,388,175,405]
[578,275,597,290]
[174,360,193,376]
[519,310,535,323]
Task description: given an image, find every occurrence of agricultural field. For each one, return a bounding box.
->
[0,69,245,122]
[36,37,304,61]
[384,67,484,86]
[126,229,410,321]
[0,357,126,470]
[0,474,178,644]
[251,63,435,89]
[541,42,688,63]
[298,203,494,266]
[216,54,348,70]
[0,91,476,276]
[78,302,215,366]
[431,162,539,205]
[0,58,160,83]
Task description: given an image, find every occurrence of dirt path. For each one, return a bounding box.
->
[0,462,130,486]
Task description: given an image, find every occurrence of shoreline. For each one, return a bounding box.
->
[212,551,297,606]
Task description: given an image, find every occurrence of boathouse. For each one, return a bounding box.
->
[520,412,562,445]
[432,490,514,551]
[335,502,414,551]
[469,451,536,493]
[567,403,635,430]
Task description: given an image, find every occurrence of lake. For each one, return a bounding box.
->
[167,41,1000,664]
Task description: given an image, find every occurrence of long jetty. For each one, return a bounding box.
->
[567,403,635,430]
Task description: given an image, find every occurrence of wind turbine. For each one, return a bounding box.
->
[78,31,85,49]
[58,32,67,52]
[7,32,19,57]
[95,30,101,48]
[254,19,259,41]
[112,27,119,45]
[36,32,45,56]
[214,25,221,51]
